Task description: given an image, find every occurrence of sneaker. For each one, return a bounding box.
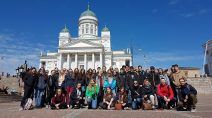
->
[19,107,24,111]
[46,105,49,109]
[191,108,196,112]
[152,106,156,109]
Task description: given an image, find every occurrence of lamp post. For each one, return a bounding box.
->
[19,66,24,78]
[16,67,19,78]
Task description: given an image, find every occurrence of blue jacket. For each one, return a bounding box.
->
[62,75,76,89]
[103,78,116,90]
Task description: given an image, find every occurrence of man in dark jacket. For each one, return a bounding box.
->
[147,66,160,89]
[71,83,84,109]
[127,66,138,90]
[178,77,197,112]
[137,65,146,86]
[20,67,38,111]
[117,68,130,90]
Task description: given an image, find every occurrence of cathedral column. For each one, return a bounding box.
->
[84,53,87,70]
[67,53,70,69]
[58,53,63,70]
[100,52,103,68]
[75,53,78,68]
[92,53,95,69]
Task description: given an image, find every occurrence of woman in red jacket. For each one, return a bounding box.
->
[157,78,176,109]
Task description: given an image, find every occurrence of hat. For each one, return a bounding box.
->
[150,66,155,70]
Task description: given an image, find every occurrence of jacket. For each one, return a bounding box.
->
[86,85,100,98]
[141,84,155,97]
[180,83,197,98]
[157,84,174,100]
[103,78,116,90]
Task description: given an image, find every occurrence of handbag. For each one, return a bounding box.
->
[115,103,123,110]
[143,102,152,110]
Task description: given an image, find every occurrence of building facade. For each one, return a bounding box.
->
[179,67,200,78]
[40,7,132,71]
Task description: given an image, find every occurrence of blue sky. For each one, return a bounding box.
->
[0,0,212,74]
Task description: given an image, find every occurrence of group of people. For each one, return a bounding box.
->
[19,64,198,112]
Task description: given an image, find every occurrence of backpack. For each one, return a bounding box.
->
[24,98,33,110]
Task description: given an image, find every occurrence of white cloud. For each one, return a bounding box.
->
[0,32,56,75]
[133,51,203,69]
[168,0,179,5]
[180,13,195,18]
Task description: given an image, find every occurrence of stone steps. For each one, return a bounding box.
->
[0,94,22,103]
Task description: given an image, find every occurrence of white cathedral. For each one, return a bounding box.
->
[40,6,132,71]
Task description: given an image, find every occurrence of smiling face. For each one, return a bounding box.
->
[179,79,186,86]
[57,89,62,96]
[106,87,111,93]
[161,79,166,85]
[134,81,139,87]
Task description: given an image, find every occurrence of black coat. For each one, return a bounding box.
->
[147,72,160,87]
[127,71,138,90]
[23,73,38,88]
[131,86,143,99]
[116,73,130,90]
[141,85,155,97]
[137,70,147,85]
[180,83,197,99]
[71,88,84,101]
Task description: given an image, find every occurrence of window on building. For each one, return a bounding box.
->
[86,24,89,33]
[82,25,84,34]
[90,25,93,34]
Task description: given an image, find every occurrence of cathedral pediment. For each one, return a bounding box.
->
[61,39,102,48]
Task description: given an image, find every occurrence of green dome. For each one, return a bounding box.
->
[102,26,110,32]
[61,25,69,33]
[80,9,96,18]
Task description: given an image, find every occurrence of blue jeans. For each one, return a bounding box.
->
[35,89,44,107]
[132,98,142,110]
[87,97,97,109]
[127,90,132,106]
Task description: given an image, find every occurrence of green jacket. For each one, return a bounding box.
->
[86,85,99,97]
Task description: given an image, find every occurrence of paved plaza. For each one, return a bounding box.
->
[0,93,212,118]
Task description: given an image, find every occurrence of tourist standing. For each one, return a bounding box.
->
[19,67,38,111]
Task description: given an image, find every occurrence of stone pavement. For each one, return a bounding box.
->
[0,94,212,118]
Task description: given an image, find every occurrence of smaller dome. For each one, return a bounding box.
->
[61,25,69,33]
[102,25,110,32]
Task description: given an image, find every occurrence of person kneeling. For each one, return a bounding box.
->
[101,87,115,110]
[178,77,197,112]
[115,87,128,110]
[86,79,99,109]
[51,89,67,110]
[71,83,84,109]
[157,78,175,110]
[131,80,143,110]
[142,79,156,110]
